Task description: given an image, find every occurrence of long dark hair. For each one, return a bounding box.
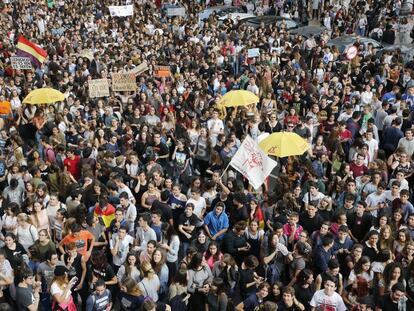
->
[163,223,177,244]
[353,256,371,275]
[383,262,404,286]
[204,241,221,262]
[91,249,108,271]
[267,231,279,252]
[296,269,314,286]
[124,252,139,280]
[188,252,204,270]
[172,268,188,286]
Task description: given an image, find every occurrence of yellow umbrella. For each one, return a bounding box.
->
[259,132,309,157]
[217,90,259,107]
[23,88,65,105]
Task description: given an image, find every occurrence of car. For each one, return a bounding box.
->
[242,15,299,30]
[198,5,245,21]
[326,36,384,53]
[289,25,327,39]
[326,35,414,62]
[218,13,256,23]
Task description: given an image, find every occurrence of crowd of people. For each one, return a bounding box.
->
[1,0,414,310]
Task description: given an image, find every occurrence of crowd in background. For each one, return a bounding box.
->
[1,0,414,310]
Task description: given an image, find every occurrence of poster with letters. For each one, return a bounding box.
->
[108,5,134,17]
[11,57,32,70]
[89,79,110,98]
[247,48,260,58]
[112,73,137,92]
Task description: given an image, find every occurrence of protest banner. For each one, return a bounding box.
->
[128,61,149,75]
[108,5,134,17]
[154,66,171,78]
[228,135,277,189]
[167,7,186,17]
[89,79,110,98]
[247,48,260,58]
[11,57,32,70]
[112,73,137,92]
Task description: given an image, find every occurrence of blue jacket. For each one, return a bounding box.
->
[204,205,229,241]
[313,245,334,275]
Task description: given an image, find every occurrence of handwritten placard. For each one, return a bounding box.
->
[108,5,134,17]
[112,73,137,92]
[11,57,32,70]
[247,48,260,58]
[89,79,110,98]
[128,61,149,76]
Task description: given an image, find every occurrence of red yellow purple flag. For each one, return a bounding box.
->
[16,36,48,68]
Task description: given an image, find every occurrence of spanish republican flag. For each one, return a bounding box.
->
[94,203,116,229]
[16,36,48,68]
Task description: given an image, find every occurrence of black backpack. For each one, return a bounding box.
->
[169,294,188,311]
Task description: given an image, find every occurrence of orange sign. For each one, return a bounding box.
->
[154,66,171,77]
[0,101,11,115]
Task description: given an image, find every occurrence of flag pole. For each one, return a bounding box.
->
[220,162,232,179]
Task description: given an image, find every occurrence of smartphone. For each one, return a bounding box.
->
[71,276,79,284]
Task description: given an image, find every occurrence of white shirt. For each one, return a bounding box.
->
[247,84,259,95]
[337,112,353,122]
[348,269,374,284]
[388,178,409,191]
[51,282,71,301]
[366,192,386,217]
[363,138,378,162]
[0,214,17,234]
[207,118,224,136]
[135,226,157,251]
[118,186,135,203]
[110,233,134,266]
[302,191,325,206]
[310,289,347,311]
[16,225,38,251]
[187,197,206,219]
[360,91,373,105]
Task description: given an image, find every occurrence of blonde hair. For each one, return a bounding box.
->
[51,274,68,289]
[17,213,29,222]
[140,261,155,280]
[319,196,332,211]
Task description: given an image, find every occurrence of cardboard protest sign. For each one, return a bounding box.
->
[108,5,134,17]
[11,57,32,70]
[247,48,260,58]
[112,73,137,92]
[128,61,149,75]
[80,49,94,61]
[154,66,171,78]
[89,79,110,98]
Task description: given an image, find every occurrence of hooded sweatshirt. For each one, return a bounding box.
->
[203,205,229,241]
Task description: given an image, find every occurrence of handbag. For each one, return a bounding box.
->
[52,295,76,311]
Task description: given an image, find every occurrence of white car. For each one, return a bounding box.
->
[198,5,245,21]
[218,13,256,23]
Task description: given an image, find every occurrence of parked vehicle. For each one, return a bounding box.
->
[198,5,245,21]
